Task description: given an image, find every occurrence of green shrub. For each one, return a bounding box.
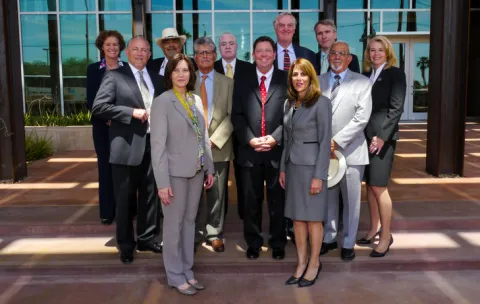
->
[24,111,92,126]
[25,132,54,161]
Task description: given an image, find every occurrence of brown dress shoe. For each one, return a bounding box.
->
[207,239,225,252]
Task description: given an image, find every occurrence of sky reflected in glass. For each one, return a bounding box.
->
[177,13,212,56]
[215,13,250,61]
[149,14,175,58]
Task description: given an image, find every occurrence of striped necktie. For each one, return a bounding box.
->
[283,49,290,71]
[330,75,341,104]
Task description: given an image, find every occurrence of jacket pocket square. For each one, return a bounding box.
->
[303,141,319,144]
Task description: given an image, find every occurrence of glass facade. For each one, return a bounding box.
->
[18,0,431,117]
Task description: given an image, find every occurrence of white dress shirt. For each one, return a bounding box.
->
[222,58,237,75]
[129,62,154,132]
[369,62,386,83]
[159,58,169,76]
[256,66,274,92]
[276,43,296,70]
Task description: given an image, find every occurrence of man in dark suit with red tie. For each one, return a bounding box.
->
[232,36,287,260]
[214,32,254,220]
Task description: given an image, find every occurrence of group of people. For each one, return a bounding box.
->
[86,12,406,295]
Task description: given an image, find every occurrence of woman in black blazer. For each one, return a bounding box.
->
[357,36,406,257]
[86,30,126,225]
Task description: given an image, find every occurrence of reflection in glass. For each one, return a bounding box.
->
[253,0,288,10]
[60,0,95,11]
[20,0,56,12]
[214,0,249,10]
[149,14,175,58]
[337,0,364,9]
[177,13,212,56]
[413,42,430,113]
[371,12,381,33]
[253,12,277,43]
[336,12,367,66]
[99,0,131,11]
[214,13,250,62]
[298,13,319,54]
[371,0,408,9]
[383,11,430,32]
[299,0,319,9]
[21,15,61,115]
[100,14,133,44]
[390,43,406,72]
[151,0,174,10]
[176,0,212,10]
[414,0,431,9]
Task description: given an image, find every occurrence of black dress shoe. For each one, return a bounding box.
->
[285,263,308,285]
[356,229,381,245]
[101,218,113,225]
[370,235,394,258]
[137,241,162,253]
[120,252,134,264]
[298,262,322,288]
[246,247,260,260]
[341,248,356,261]
[320,242,338,256]
[272,248,285,260]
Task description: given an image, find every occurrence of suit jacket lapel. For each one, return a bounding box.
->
[171,91,195,131]
[265,71,279,103]
[321,74,331,99]
[292,105,307,125]
[212,72,220,117]
[331,70,354,114]
[120,66,146,109]
[286,102,294,131]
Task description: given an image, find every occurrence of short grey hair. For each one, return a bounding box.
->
[273,12,297,28]
[219,32,237,44]
[127,35,151,51]
[194,36,217,53]
[314,19,337,33]
[331,40,351,54]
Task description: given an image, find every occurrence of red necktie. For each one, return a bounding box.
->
[283,49,290,71]
[259,75,267,136]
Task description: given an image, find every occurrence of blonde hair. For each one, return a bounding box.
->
[363,35,398,72]
[287,58,321,108]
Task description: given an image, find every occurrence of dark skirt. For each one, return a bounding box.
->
[364,139,397,187]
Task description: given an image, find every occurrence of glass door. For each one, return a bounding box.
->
[387,36,430,120]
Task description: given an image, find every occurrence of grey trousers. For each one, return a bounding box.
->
[195,161,229,243]
[324,164,365,249]
[161,172,204,287]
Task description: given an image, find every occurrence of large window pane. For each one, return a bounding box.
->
[99,0,131,11]
[337,0,364,9]
[21,15,61,115]
[299,0,320,10]
[253,12,277,42]
[215,13,251,62]
[414,0,431,9]
[151,0,173,10]
[60,0,95,11]
[253,0,288,10]
[176,0,212,10]
[371,12,381,34]
[149,14,175,58]
[336,12,367,67]
[100,14,133,45]
[214,0,249,10]
[371,0,408,9]
[20,0,56,12]
[177,13,212,56]
[413,42,430,113]
[298,12,319,54]
[383,11,430,32]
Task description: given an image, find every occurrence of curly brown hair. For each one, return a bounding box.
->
[95,30,126,58]
[164,54,196,92]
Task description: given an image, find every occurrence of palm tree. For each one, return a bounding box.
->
[416,56,430,87]
[179,28,192,55]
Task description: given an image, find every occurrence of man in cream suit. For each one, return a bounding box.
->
[318,41,372,261]
[193,37,235,252]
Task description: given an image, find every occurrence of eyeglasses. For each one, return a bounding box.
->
[195,50,215,56]
[329,51,350,57]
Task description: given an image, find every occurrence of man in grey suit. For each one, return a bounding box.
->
[318,41,372,261]
[92,36,164,264]
[193,37,235,253]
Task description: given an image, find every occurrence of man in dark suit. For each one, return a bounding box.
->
[273,12,318,74]
[314,19,360,74]
[92,36,163,264]
[214,32,254,220]
[232,36,287,260]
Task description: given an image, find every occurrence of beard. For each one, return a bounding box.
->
[330,63,345,72]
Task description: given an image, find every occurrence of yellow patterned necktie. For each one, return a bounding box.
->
[226,63,233,79]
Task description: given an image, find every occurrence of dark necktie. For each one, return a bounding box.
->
[259,75,267,136]
[330,75,341,104]
[283,49,290,71]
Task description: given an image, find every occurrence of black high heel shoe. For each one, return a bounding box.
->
[298,262,322,288]
[356,229,381,245]
[370,234,394,257]
[285,261,309,285]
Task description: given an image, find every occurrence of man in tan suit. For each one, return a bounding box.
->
[193,37,234,252]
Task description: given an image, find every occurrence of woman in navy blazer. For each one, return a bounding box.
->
[86,30,126,225]
[357,36,406,257]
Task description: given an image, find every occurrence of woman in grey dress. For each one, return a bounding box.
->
[279,58,332,288]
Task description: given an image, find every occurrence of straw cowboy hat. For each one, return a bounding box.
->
[327,150,347,188]
[155,28,187,47]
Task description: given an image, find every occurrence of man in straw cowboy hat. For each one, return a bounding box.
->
[149,27,196,76]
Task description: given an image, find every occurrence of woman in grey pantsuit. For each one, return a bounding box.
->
[279,58,332,288]
[150,54,214,296]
